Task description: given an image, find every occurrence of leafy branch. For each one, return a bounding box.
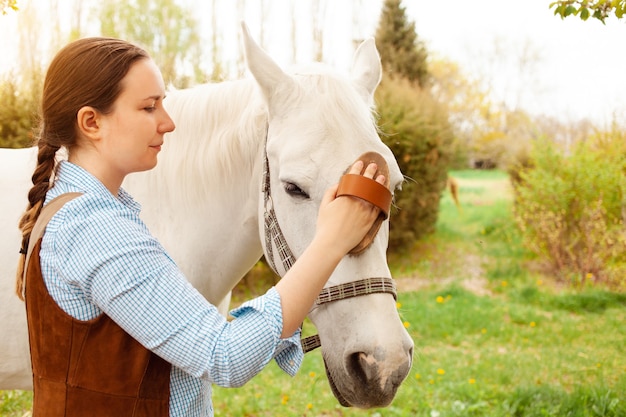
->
[550,0,626,23]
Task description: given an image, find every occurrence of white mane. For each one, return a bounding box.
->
[152,79,267,206]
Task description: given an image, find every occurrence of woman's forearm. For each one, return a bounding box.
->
[275,237,344,338]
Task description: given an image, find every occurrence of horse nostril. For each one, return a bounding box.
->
[347,352,376,384]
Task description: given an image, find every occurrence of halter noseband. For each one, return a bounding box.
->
[262,148,397,353]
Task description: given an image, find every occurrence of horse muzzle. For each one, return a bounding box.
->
[323,336,414,408]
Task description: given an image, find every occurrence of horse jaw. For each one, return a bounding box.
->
[350,38,382,104]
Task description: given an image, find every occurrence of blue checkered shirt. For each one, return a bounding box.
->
[39,161,303,416]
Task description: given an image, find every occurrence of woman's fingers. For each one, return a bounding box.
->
[348,161,386,185]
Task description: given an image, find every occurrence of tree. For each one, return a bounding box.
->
[550,0,626,23]
[373,0,455,249]
[0,0,45,149]
[375,0,428,87]
[0,0,17,14]
[99,0,206,87]
[311,0,327,62]
[375,76,455,248]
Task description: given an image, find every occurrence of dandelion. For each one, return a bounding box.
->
[501,281,508,287]
[309,371,316,378]
[530,321,536,327]
[396,302,402,309]
[481,328,487,334]
[281,395,289,405]
[437,368,445,375]
[469,378,476,384]
[436,296,445,303]
[415,373,421,380]
[586,272,594,280]
[536,279,543,286]
[306,403,313,410]
[403,321,410,328]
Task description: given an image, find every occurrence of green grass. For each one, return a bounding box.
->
[209,285,625,416]
[2,169,625,416]
[0,390,31,417]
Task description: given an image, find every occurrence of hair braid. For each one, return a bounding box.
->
[15,141,60,299]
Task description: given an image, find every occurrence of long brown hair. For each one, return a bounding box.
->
[16,37,149,299]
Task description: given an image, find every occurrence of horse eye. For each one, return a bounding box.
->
[284,182,309,199]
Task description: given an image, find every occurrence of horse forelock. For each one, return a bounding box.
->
[290,67,380,144]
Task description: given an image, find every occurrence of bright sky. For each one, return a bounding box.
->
[405,0,626,125]
[1,0,625,124]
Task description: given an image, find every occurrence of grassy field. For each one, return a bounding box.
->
[2,170,625,416]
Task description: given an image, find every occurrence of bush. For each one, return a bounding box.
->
[512,134,626,288]
[0,73,39,148]
[375,76,456,251]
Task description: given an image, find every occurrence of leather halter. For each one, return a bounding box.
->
[261,149,397,353]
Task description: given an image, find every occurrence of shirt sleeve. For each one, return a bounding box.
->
[49,196,303,387]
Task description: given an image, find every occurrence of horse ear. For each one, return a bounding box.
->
[241,22,292,106]
[350,38,382,102]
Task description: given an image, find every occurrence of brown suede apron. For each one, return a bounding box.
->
[24,193,171,416]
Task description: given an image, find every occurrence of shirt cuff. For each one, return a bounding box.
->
[275,327,303,376]
[229,287,304,377]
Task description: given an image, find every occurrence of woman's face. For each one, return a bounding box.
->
[97,58,175,179]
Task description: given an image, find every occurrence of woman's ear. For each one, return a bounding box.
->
[76,106,101,140]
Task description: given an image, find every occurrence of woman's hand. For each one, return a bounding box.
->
[314,161,386,257]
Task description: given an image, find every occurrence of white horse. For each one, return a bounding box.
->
[0,25,413,408]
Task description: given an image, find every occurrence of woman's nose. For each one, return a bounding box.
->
[160,110,176,133]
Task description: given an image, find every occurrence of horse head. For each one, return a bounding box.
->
[242,23,414,408]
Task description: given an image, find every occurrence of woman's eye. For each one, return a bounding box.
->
[144,106,156,112]
[284,182,309,199]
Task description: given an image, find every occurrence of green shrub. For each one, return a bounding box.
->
[512,135,626,288]
[0,73,39,148]
[375,76,456,251]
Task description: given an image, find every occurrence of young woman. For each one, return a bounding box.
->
[15,37,384,417]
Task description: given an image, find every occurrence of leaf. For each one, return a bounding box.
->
[580,7,590,20]
[564,5,577,16]
[592,9,607,23]
[551,4,564,16]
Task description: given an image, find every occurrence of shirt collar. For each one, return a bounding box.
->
[53,160,142,213]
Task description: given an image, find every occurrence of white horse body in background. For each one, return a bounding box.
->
[0,26,413,408]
